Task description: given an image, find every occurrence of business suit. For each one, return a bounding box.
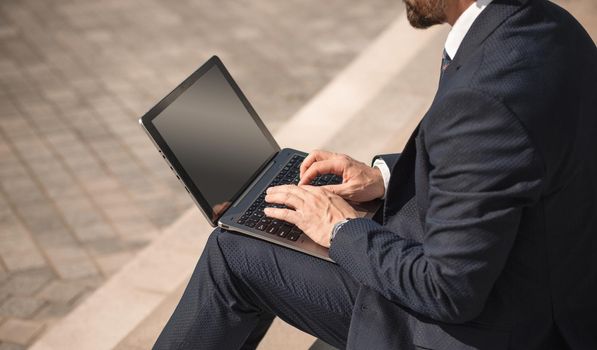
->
[154,0,597,348]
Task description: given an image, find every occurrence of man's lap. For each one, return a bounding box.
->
[213,227,360,347]
[155,227,360,349]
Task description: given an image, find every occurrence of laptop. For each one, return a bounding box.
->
[139,56,379,261]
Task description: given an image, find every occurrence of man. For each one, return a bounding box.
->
[154,0,597,348]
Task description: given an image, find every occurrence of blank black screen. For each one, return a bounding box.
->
[153,65,277,218]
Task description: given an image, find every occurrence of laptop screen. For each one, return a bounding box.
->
[151,61,278,222]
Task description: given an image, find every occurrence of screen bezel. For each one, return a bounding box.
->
[139,55,280,226]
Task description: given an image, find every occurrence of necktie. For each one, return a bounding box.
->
[440,49,452,81]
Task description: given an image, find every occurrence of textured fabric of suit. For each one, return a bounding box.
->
[155,0,596,348]
[153,229,359,349]
[330,0,597,348]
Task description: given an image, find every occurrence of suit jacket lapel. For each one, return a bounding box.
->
[443,0,530,78]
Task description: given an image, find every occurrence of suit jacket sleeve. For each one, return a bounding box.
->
[371,153,401,169]
[329,89,545,323]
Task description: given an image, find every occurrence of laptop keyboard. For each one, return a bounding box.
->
[236,154,342,242]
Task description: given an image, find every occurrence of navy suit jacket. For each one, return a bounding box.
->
[329,0,597,348]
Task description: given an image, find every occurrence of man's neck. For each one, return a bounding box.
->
[445,0,477,26]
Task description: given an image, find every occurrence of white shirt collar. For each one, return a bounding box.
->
[444,0,493,59]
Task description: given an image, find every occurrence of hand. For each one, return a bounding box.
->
[299,150,385,203]
[264,185,358,248]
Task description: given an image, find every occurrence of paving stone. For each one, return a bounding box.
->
[10,136,53,163]
[52,197,99,226]
[84,238,130,256]
[36,281,86,304]
[36,173,84,200]
[0,219,47,272]
[31,228,79,249]
[0,176,45,205]
[32,302,73,322]
[92,191,130,207]
[0,157,27,179]
[0,319,44,346]
[0,265,6,284]
[82,177,121,195]
[0,297,45,319]
[0,342,27,350]
[52,258,100,280]
[72,221,117,242]
[14,202,66,233]
[101,202,144,222]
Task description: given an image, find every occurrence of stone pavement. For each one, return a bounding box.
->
[4,0,597,350]
[0,0,401,348]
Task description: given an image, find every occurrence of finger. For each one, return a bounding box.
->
[267,184,315,201]
[300,150,333,179]
[266,184,314,201]
[265,192,305,209]
[263,207,300,224]
[298,159,344,186]
[266,184,301,195]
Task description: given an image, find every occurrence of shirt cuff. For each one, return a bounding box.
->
[372,158,391,200]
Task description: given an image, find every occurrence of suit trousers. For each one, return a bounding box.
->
[153,228,360,350]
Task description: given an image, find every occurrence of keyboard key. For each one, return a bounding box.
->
[250,212,263,221]
[245,219,258,228]
[265,221,282,234]
[277,224,292,238]
[287,229,301,241]
[256,217,271,231]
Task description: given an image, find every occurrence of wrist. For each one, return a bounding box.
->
[371,166,386,199]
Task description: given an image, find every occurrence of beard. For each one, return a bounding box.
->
[403,0,448,29]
